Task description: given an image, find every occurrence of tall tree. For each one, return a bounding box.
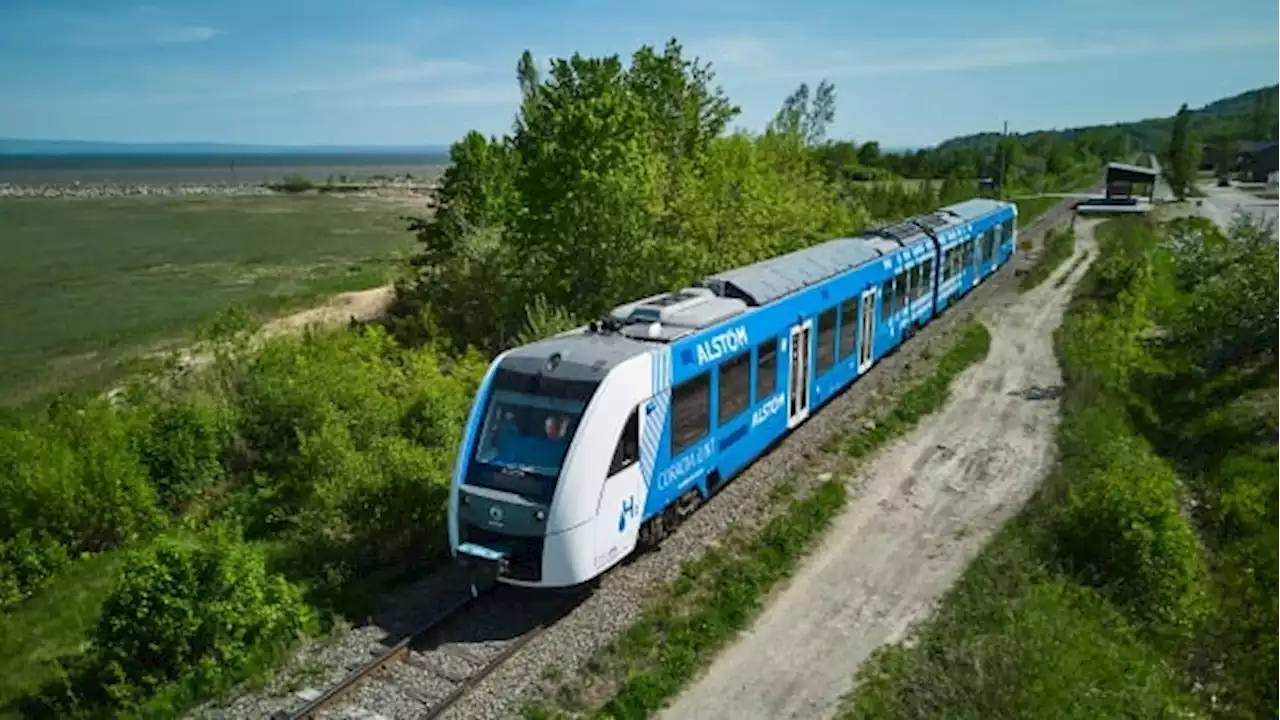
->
[768,80,836,146]
[1165,103,1199,199]
[1249,89,1278,141]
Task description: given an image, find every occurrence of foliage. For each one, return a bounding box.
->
[2,326,484,715]
[28,530,310,715]
[844,537,1196,720]
[1164,103,1200,199]
[392,40,874,355]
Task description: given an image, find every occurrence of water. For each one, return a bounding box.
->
[0,153,449,186]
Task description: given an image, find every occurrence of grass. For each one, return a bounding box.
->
[1019,225,1076,292]
[524,322,992,720]
[838,528,1195,720]
[1013,196,1065,227]
[0,193,418,405]
[0,552,129,718]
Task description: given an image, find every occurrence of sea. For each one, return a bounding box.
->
[0,153,450,186]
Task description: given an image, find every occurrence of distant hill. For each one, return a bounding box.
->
[934,85,1280,154]
[0,138,452,157]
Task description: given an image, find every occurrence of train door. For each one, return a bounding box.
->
[857,287,876,374]
[975,229,987,283]
[786,320,812,429]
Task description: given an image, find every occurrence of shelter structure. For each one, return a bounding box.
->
[1104,162,1157,202]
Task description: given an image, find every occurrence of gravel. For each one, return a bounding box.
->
[183,198,1079,720]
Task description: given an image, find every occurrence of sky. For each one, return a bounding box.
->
[1,0,1277,149]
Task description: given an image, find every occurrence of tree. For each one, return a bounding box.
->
[1165,103,1199,199]
[856,140,881,167]
[1212,133,1238,180]
[1249,88,1278,141]
[769,80,836,146]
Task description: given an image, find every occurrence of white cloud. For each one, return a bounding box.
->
[368,84,520,108]
[707,26,1277,82]
[694,36,778,70]
[150,24,220,45]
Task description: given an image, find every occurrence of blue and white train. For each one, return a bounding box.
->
[447,197,1017,588]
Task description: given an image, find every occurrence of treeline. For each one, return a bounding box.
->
[939,84,1278,160]
[847,214,1277,719]
[1,39,1103,717]
[819,129,1122,194]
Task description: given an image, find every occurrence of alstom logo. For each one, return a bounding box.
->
[695,326,749,366]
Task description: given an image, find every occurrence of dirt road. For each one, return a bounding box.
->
[659,220,1100,720]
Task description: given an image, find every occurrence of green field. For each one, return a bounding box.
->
[0,194,419,404]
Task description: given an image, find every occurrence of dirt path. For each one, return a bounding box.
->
[659,220,1101,720]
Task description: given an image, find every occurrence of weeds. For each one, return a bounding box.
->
[1019,225,1076,292]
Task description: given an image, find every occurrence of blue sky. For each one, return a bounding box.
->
[1,0,1277,148]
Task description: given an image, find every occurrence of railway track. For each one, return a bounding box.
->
[278,566,586,720]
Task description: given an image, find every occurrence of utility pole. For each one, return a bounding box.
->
[997,120,1008,200]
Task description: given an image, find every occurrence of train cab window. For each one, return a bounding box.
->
[880,281,893,320]
[755,337,777,400]
[816,307,837,374]
[671,372,710,456]
[608,408,640,476]
[717,351,752,426]
[839,297,857,358]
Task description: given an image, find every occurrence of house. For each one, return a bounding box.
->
[1237,141,1279,183]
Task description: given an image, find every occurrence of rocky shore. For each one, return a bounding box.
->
[0,179,441,199]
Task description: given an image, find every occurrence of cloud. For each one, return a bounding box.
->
[711,26,1277,82]
[150,24,220,45]
[367,84,520,108]
[694,36,778,70]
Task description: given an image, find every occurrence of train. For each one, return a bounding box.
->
[447,197,1018,589]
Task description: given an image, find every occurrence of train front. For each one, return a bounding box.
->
[446,342,611,589]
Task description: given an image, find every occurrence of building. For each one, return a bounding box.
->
[1238,141,1278,183]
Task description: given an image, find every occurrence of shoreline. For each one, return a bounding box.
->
[0,179,442,199]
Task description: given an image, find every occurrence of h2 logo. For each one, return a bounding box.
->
[618,495,638,532]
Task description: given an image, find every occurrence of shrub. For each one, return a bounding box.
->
[32,531,311,714]
[1050,426,1209,642]
[133,397,233,514]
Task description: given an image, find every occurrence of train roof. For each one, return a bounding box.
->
[695,236,884,307]
[499,330,654,383]
[941,197,1012,221]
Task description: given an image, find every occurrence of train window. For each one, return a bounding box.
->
[922,258,933,293]
[717,351,752,426]
[839,297,857,358]
[894,274,907,310]
[816,307,837,374]
[756,337,777,400]
[911,264,924,300]
[880,281,893,320]
[671,372,710,456]
[608,408,640,476]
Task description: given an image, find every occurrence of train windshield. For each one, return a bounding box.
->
[472,389,586,481]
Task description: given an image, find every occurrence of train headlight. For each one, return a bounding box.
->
[535,509,546,521]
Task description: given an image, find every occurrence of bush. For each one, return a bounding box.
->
[1050,422,1208,642]
[848,574,1196,720]
[133,396,233,514]
[31,531,311,714]
[0,399,163,606]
